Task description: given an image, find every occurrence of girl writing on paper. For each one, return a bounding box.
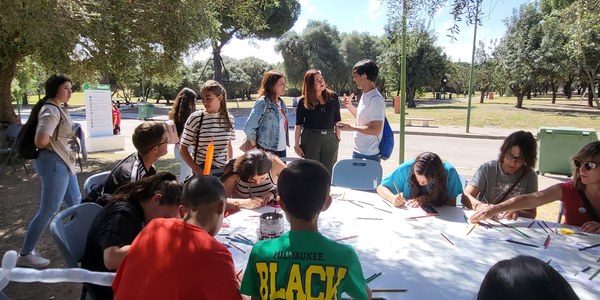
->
[471,141,600,233]
[221,149,287,210]
[462,131,538,220]
[377,152,464,207]
[168,88,197,180]
[180,80,235,179]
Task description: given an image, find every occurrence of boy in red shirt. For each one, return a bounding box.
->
[112,176,242,300]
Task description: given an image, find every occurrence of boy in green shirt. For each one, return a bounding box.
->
[240,159,372,299]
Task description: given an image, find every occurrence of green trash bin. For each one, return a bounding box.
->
[138,103,155,120]
[536,127,598,176]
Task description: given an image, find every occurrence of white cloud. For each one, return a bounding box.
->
[438,40,474,62]
[299,0,318,15]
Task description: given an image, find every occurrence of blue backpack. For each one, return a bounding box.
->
[379,117,394,160]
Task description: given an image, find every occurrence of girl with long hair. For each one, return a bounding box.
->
[168,88,197,180]
[294,69,341,174]
[81,172,183,299]
[18,74,81,268]
[377,152,464,207]
[243,70,289,157]
[180,80,234,178]
[472,141,600,233]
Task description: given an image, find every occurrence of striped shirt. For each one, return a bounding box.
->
[233,171,277,198]
[180,111,235,168]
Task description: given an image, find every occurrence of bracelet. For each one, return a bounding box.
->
[234,199,240,209]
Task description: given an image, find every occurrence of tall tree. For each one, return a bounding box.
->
[564,0,600,107]
[494,3,544,108]
[536,13,569,103]
[209,0,300,82]
[0,0,86,123]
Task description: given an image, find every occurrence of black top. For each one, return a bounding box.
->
[295,93,341,129]
[102,152,156,195]
[81,200,145,299]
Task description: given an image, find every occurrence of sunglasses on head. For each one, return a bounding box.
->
[574,160,597,171]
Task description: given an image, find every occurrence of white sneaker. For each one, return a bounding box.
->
[18,251,50,268]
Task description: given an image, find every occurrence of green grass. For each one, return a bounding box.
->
[377,95,600,131]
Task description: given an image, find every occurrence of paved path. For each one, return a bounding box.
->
[17,103,567,191]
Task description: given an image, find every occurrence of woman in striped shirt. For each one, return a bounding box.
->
[180,80,235,178]
[221,149,287,210]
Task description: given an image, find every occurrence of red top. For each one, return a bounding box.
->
[113,218,242,300]
[560,181,596,226]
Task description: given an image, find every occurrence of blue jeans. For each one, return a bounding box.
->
[352,151,381,163]
[21,150,81,254]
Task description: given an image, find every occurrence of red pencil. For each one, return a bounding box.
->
[228,242,247,254]
[543,235,551,249]
[440,232,455,246]
[236,269,244,279]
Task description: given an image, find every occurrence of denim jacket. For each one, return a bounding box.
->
[243,96,289,150]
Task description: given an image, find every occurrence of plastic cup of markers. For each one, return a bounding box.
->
[257,212,284,241]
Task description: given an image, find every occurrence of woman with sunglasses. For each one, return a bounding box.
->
[471,141,600,233]
[462,131,538,220]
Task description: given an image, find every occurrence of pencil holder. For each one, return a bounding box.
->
[258,212,284,240]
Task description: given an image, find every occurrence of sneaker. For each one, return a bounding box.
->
[18,251,50,268]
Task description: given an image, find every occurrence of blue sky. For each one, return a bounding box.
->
[192,0,533,64]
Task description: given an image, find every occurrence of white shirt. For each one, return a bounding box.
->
[353,88,385,155]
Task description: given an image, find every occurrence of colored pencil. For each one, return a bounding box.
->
[381,198,393,208]
[335,235,358,242]
[466,223,478,235]
[541,220,553,232]
[527,220,535,228]
[406,214,436,220]
[463,215,469,224]
[589,268,600,280]
[374,206,393,214]
[495,220,532,239]
[372,289,407,293]
[440,232,454,246]
[236,269,243,279]
[357,217,383,220]
[228,242,247,254]
[357,200,374,206]
[347,200,364,208]
[366,272,382,283]
[226,236,253,246]
[575,266,591,276]
[392,182,400,194]
[537,221,548,233]
[235,234,254,244]
[505,239,539,248]
[543,235,551,249]
[546,259,552,265]
[578,243,600,251]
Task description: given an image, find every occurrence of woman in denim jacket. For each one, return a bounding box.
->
[243,70,289,157]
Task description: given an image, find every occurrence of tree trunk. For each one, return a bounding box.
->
[515,93,524,108]
[212,41,224,83]
[0,55,23,124]
[551,80,557,104]
[588,83,594,107]
[479,84,490,104]
[407,88,416,108]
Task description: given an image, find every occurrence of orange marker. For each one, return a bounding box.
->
[203,138,214,175]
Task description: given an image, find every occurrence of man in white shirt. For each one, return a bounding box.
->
[337,59,385,162]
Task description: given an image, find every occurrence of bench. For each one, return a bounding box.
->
[405,117,435,127]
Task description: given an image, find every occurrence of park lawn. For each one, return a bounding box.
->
[357,95,598,131]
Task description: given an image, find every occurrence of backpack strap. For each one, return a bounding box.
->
[193,112,205,164]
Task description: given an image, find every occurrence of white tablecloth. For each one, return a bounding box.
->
[218,187,600,300]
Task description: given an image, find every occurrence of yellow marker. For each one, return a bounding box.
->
[559,228,574,235]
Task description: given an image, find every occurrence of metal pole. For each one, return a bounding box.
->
[465,0,480,133]
[398,0,408,164]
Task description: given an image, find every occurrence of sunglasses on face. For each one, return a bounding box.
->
[574,160,597,171]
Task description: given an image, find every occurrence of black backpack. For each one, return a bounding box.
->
[16,100,60,159]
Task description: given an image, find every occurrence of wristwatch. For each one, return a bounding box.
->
[234,199,240,209]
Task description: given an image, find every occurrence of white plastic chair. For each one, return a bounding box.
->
[331,159,383,191]
[82,171,110,198]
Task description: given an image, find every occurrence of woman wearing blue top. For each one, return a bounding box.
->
[243,70,289,157]
[377,152,464,207]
